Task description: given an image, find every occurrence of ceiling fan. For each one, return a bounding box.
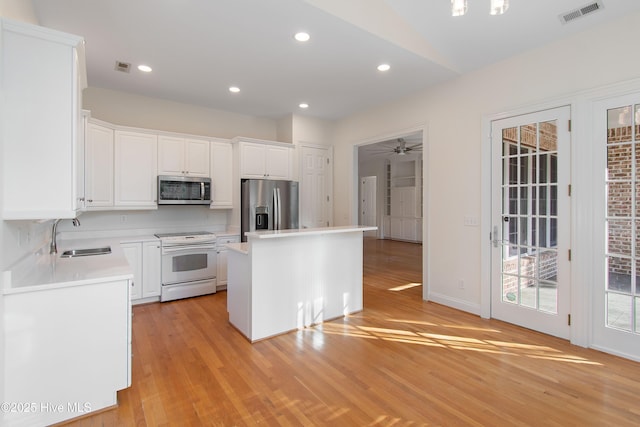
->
[371,138,422,156]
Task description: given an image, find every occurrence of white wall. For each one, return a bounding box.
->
[84,87,278,140]
[0,0,37,24]
[358,155,387,238]
[331,11,640,315]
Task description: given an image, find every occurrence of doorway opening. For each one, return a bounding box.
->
[356,129,425,300]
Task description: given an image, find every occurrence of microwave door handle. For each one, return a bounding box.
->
[201,182,205,200]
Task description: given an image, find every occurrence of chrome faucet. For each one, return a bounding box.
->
[50,217,81,254]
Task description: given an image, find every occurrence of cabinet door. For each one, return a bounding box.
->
[240,143,267,178]
[401,187,417,218]
[1,20,85,219]
[114,131,158,208]
[390,217,403,240]
[185,139,210,177]
[157,135,185,176]
[265,146,291,179]
[217,236,240,286]
[210,140,233,208]
[142,241,162,298]
[217,248,228,286]
[390,188,403,217]
[85,123,114,208]
[121,243,143,300]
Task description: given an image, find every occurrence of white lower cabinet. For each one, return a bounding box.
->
[121,242,142,299]
[142,240,162,297]
[121,239,161,302]
[3,279,131,427]
[216,235,240,288]
[388,217,421,242]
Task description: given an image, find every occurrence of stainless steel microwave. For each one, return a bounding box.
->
[157,175,211,205]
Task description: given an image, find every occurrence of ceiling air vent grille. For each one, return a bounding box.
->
[114,60,131,73]
[559,1,604,24]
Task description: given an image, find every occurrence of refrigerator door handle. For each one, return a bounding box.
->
[276,187,282,230]
[273,187,280,230]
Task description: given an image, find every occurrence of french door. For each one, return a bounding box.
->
[592,93,640,359]
[491,106,571,339]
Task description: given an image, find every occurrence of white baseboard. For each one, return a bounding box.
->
[426,292,481,316]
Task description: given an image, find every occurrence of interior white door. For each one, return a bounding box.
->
[491,106,571,339]
[360,176,377,227]
[592,93,640,360]
[300,145,332,228]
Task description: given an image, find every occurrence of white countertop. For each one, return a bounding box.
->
[2,237,136,295]
[226,242,249,255]
[245,225,377,240]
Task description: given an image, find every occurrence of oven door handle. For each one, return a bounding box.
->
[162,244,216,253]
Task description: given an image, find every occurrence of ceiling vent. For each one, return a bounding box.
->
[114,60,131,73]
[559,1,604,25]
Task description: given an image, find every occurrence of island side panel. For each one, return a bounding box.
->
[248,230,365,341]
[250,238,302,341]
[227,249,251,339]
[310,231,363,323]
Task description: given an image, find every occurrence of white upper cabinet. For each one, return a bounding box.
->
[158,135,210,177]
[237,138,293,180]
[1,19,87,219]
[210,139,233,209]
[114,131,158,208]
[85,121,114,209]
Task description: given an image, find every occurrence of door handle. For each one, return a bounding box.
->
[492,225,510,248]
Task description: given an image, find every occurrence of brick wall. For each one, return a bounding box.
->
[502,250,557,300]
[606,124,640,280]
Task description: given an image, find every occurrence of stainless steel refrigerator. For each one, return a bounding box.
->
[240,179,299,241]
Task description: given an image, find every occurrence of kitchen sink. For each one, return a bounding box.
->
[61,246,112,258]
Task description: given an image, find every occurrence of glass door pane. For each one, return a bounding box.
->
[501,121,559,314]
[605,104,640,333]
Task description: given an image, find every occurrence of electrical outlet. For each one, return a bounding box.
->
[458,279,465,289]
[120,215,127,223]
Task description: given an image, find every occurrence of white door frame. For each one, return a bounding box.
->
[489,106,572,339]
[352,124,428,299]
[482,77,640,351]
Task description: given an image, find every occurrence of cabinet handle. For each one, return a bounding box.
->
[78,197,85,202]
[87,199,93,203]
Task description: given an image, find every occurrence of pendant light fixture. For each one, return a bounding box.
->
[451,0,510,16]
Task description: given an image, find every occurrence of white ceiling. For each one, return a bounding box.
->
[32,0,640,121]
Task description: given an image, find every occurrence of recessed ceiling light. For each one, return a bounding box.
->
[377,64,391,72]
[137,64,152,73]
[294,32,310,42]
[299,103,309,109]
[229,86,240,93]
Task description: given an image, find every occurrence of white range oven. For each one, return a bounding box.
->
[154,231,217,302]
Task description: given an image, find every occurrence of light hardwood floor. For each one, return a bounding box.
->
[65,238,640,426]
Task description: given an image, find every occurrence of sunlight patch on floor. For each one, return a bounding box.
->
[314,321,602,365]
[387,318,502,333]
[388,282,422,291]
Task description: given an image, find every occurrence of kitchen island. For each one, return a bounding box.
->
[226,226,376,342]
